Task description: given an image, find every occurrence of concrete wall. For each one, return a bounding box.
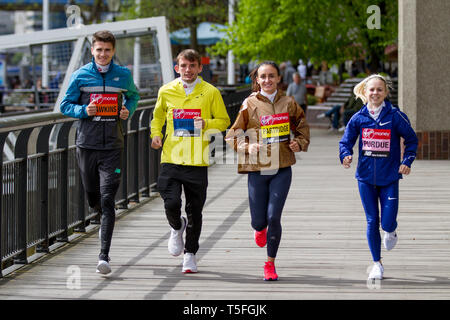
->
[399,0,450,159]
[399,0,450,132]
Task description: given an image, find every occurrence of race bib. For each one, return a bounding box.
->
[260,112,290,144]
[173,108,201,137]
[90,93,119,122]
[362,128,391,157]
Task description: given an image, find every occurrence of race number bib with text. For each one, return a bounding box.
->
[173,108,201,137]
[90,93,119,122]
[362,128,391,157]
[260,113,290,144]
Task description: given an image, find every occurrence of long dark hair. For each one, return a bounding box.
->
[249,61,281,92]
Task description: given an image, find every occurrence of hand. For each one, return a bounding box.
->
[151,136,162,149]
[193,116,205,129]
[248,143,261,155]
[86,101,97,116]
[119,106,129,120]
[289,140,300,152]
[399,164,411,175]
[342,155,352,168]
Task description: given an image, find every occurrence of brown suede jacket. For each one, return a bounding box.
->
[225,91,310,173]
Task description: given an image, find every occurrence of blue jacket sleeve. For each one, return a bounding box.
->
[60,72,88,119]
[339,115,359,163]
[395,110,418,167]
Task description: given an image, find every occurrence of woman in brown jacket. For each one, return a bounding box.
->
[225,61,310,281]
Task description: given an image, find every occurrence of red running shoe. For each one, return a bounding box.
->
[254,228,267,247]
[264,261,278,281]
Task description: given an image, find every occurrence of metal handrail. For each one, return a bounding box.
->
[0,87,250,277]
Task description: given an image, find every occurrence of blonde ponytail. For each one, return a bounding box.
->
[353,74,391,104]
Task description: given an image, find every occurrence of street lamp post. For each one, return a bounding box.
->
[42,0,49,89]
[227,0,235,85]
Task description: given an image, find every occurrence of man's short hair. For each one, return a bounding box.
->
[176,49,202,66]
[92,30,116,49]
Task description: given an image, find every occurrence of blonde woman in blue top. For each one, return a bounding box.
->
[339,74,418,281]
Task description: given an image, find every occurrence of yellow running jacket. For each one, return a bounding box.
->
[151,77,230,166]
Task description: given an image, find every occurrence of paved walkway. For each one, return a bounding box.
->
[1,128,450,300]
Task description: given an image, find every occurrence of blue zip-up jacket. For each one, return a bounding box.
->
[339,100,418,186]
[60,58,139,150]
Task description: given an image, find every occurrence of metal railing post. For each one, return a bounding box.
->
[0,132,8,277]
[129,110,141,203]
[141,109,151,197]
[56,122,73,242]
[119,119,128,209]
[13,128,33,264]
[36,125,53,253]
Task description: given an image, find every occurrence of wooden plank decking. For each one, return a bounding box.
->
[1,128,450,300]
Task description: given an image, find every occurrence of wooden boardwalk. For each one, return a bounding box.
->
[1,128,450,300]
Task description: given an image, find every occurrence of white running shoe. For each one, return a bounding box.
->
[368,262,384,280]
[168,216,187,256]
[383,231,398,251]
[96,259,111,275]
[182,253,198,273]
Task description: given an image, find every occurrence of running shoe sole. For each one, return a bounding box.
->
[96,260,111,275]
[264,277,278,281]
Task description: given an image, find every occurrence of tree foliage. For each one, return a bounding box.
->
[210,0,397,71]
[121,0,227,51]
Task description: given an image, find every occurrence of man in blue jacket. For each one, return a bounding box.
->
[60,30,139,275]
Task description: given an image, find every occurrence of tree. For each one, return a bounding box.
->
[121,0,227,52]
[210,0,397,72]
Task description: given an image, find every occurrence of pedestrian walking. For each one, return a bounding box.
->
[286,72,308,114]
[60,30,140,275]
[339,74,418,281]
[151,49,230,273]
[225,61,310,281]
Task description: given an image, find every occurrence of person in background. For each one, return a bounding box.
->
[286,72,308,115]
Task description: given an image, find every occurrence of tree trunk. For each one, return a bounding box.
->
[190,24,198,52]
[189,0,199,51]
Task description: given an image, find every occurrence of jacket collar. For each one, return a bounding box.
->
[91,57,114,74]
[360,99,394,120]
[255,90,284,104]
[176,76,204,95]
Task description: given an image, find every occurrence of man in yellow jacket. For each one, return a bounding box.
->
[151,49,230,273]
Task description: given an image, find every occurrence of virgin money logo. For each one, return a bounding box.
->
[363,129,375,139]
[260,113,289,126]
[260,116,273,126]
[362,128,391,139]
[173,109,201,119]
[90,94,118,104]
[91,94,103,104]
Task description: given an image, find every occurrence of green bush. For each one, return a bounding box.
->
[342,72,350,81]
[307,94,317,106]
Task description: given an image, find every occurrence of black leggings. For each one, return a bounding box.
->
[77,147,122,259]
[248,166,292,258]
[157,163,208,255]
